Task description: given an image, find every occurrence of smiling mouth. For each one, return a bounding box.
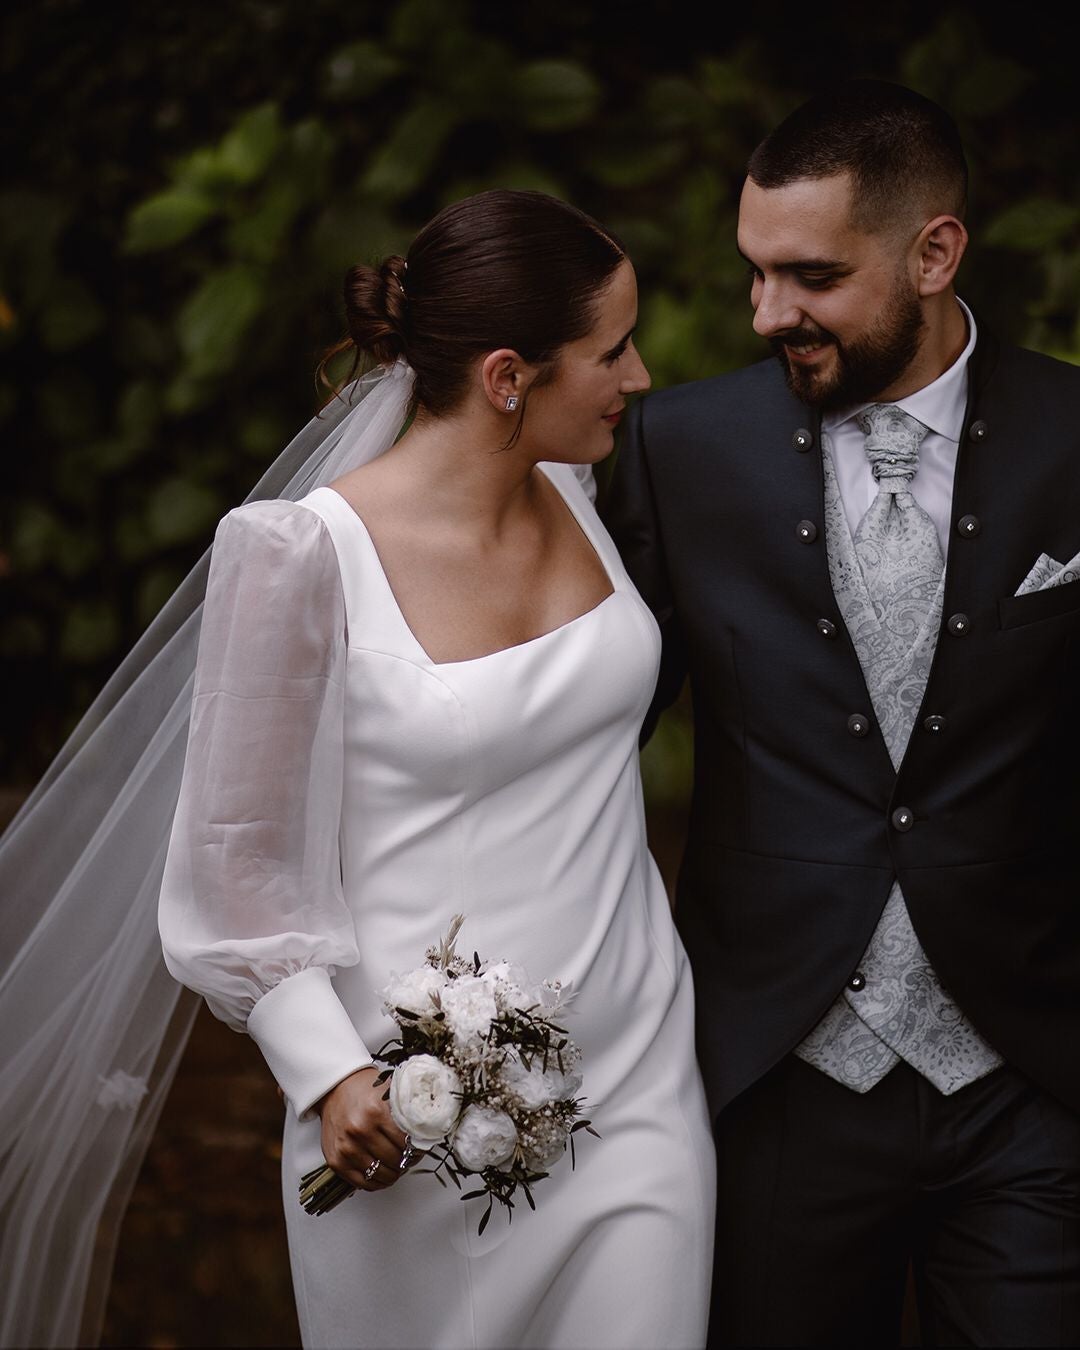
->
[784,340,831,361]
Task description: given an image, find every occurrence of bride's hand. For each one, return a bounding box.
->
[316,1066,411,1192]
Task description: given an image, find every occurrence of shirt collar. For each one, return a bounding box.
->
[823,297,976,445]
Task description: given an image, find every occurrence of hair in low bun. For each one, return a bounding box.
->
[344,254,408,363]
[317,254,410,399]
[320,191,625,415]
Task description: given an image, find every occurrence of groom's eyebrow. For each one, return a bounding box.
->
[737,246,850,274]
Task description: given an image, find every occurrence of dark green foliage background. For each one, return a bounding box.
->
[3,0,1077,793]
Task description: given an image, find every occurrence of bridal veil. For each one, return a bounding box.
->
[0,361,416,1348]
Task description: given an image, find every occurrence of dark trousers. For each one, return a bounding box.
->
[709,1056,1080,1348]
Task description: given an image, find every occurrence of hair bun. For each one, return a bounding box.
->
[342,254,408,366]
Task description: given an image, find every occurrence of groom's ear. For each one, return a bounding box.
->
[480,348,533,412]
[914,214,968,296]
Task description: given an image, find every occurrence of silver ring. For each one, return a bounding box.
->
[363,1159,381,1182]
[399,1143,416,1171]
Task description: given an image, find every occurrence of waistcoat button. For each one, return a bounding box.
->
[796,520,818,543]
[793,428,814,452]
[968,419,989,443]
[847,714,870,737]
[891,807,915,831]
[956,514,981,537]
[817,618,837,638]
[848,972,866,991]
[947,613,971,637]
[923,714,947,733]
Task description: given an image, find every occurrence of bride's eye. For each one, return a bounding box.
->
[604,341,628,366]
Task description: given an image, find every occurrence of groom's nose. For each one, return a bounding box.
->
[751,280,802,340]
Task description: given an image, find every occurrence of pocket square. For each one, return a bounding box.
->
[1015,550,1080,596]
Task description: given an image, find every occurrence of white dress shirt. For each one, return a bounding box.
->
[823,298,976,558]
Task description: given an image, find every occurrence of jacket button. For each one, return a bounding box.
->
[891,806,915,831]
[968,419,989,443]
[847,713,870,737]
[947,613,971,637]
[956,514,980,537]
[817,618,838,638]
[793,427,814,452]
[923,714,947,733]
[848,972,866,991]
[796,520,818,543]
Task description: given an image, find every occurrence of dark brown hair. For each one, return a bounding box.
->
[321,190,626,423]
[748,80,968,233]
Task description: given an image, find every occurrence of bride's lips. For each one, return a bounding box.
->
[602,410,624,427]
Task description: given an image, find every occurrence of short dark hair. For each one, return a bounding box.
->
[327,189,626,420]
[747,80,968,233]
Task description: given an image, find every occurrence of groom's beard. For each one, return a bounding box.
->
[772,280,926,411]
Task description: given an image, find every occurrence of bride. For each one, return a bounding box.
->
[1,189,714,1349]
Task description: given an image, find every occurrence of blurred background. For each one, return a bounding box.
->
[2,0,1077,1344]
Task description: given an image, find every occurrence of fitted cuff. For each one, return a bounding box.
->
[247,966,373,1120]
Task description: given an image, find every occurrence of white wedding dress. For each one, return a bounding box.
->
[159,461,715,1349]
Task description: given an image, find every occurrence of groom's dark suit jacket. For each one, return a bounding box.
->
[605,330,1080,1119]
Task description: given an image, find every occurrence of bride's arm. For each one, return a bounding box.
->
[158,500,372,1122]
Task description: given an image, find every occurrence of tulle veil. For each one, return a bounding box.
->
[0,361,416,1348]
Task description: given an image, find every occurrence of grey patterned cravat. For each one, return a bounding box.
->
[795,404,1002,1094]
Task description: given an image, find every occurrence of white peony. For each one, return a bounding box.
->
[388,1055,463,1146]
[439,975,498,1041]
[499,1052,582,1110]
[480,961,536,1011]
[451,1104,518,1171]
[381,964,447,1020]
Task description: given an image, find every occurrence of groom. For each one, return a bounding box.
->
[607,81,1080,1347]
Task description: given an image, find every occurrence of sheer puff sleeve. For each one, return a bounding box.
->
[159,499,372,1119]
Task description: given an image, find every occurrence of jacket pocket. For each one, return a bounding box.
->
[998,579,1080,630]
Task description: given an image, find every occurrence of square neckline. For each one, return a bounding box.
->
[318,463,619,668]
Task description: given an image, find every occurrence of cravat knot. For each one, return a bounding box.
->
[855,404,929,493]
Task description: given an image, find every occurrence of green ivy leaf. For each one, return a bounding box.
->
[176,264,265,378]
[124,188,218,253]
[324,40,402,100]
[217,103,283,186]
[362,98,458,201]
[516,61,600,131]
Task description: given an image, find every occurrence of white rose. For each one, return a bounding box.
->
[439,976,498,1042]
[500,1052,582,1110]
[451,1104,518,1171]
[388,1055,463,1146]
[480,961,536,1011]
[381,964,447,1019]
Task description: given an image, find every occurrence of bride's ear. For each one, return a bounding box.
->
[481,349,531,413]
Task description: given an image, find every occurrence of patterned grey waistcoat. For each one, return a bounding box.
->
[794,406,1002,1094]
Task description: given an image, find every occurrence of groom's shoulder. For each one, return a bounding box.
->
[976,333,1080,408]
[638,357,800,445]
[645,357,783,413]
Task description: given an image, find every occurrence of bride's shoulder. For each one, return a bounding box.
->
[210,495,341,579]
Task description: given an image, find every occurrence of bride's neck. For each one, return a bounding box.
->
[385,407,543,533]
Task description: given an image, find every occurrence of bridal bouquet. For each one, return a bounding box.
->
[300,916,595,1232]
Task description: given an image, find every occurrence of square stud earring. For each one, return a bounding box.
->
[505,396,519,412]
